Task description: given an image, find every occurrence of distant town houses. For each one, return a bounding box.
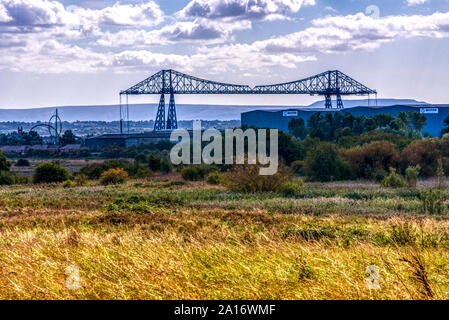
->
[0,144,86,154]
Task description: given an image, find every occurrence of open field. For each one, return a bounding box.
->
[10,159,108,177]
[0,178,449,300]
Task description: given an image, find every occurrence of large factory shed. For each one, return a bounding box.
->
[241,105,449,137]
[85,131,174,149]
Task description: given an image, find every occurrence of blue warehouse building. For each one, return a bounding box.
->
[241,105,449,137]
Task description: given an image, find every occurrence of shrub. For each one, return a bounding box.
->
[0,171,15,185]
[160,158,172,174]
[33,162,69,184]
[181,167,200,181]
[79,163,105,179]
[290,160,303,175]
[221,164,290,193]
[74,174,88,186]
[134,153,148,163]
[14,175,30,185]
[405,165,421,188]
[421,188,445,215]
[206,171,221,185]
[341,141,399,180]
[278,179,304,196]
[62,180,75,188]
[400,139,441,177]
[437,159,446,188]
[0,150,11,172]
[181,165,215,181]
[381,168,406,188]
[374,169,388,183]
[15,158,30,167]
[303,142,354,182]
[100,168,128,185]
[148,154,161,171]
[135,167,153,178]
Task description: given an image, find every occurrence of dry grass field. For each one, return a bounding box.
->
[10,159,107,176]
[0,177,448,300]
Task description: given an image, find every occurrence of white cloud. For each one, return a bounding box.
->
[0,0,164,30]
[254,11,449,54]
[97,19,251,47]
[2,4,449,78]
[70,1,164,28]
[177,0,315,21]
[406,0,429,6]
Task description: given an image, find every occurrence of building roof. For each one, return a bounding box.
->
[0,145,29,152]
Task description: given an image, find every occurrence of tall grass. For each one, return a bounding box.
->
[0,180,448,299]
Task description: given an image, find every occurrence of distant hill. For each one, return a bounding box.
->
[307,98,429,108]
[0,99,428,122]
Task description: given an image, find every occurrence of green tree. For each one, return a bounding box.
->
[441,115,449,136]
[60,130,77,145]
[0,150,11,172]
[278,131,305,165]
[288,118,307,140]
[33,162,69,184]
[408,111,427,133]
[303,142,354,182]
[148,154,161,171]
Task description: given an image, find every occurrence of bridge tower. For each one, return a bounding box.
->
[166,89,178,130]
[153,70,178,131]
[154,92,166,131]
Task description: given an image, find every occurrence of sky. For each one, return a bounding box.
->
[0,0,449,109]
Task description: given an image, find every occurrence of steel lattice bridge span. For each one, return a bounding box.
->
[120,69,377,132]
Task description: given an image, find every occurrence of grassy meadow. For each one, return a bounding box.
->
[0,176,449,300]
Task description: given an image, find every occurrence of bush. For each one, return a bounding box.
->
[341,141,399,180]
[278,179,304,196]
[62,180,75,188]
[290,160,303,175]
[206,171,221,185]
[400,139,441,177]
[0,171,15,185]
[421,188,445,215]
[148,154,161,171]
[181,165,215,181]
[134,153,148,163]
[79,163,105,179]
[0,150,11,172]
[14,175,30,185]
[15,158,30,167]
[303,142,354,182]
[221,164,290,193]
[135,167,153,178]
[374,169,388,183]
[100,168,128,185]
[181,167,201,181]
[437,159,446,188]
[381,168,406,188]
[74,174,88,186]
[405,165,421,188]
[160,158,172,174]
[33,162,69,184]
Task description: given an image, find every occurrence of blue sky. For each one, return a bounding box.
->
[0,0,449,108]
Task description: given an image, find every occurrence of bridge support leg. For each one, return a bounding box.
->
[325,95,332,109]
[336,93,344,109]
[166,90,178,130]
[154,93,166,131]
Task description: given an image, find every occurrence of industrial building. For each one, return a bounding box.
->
[241,105,449,137]
[85,131,174,149]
